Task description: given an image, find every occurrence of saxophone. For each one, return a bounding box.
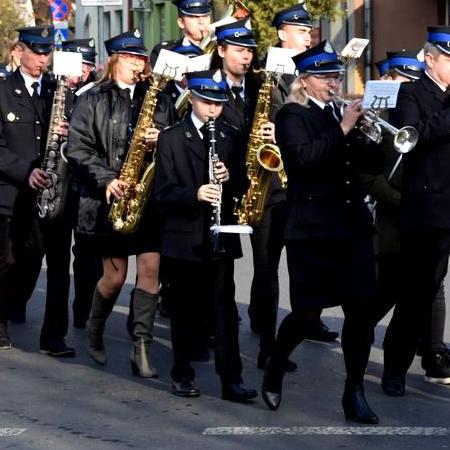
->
[108,75,168,234]
[37,77,70,221]
[175,0,250,117]
[234,70,284,226]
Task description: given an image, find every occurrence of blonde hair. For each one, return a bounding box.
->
[96,53,150,84]
[287,73,310,107]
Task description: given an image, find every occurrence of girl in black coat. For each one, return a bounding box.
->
[261,41,383,424]
[68,30,175,378]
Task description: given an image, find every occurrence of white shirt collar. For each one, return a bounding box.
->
[425,70,447,92]
[226,77,246,99]
[307,94,331,110]
[190,111,205,138]
[116,80,136,99]
[20,69,43,97]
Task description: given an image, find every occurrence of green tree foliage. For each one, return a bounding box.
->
[0,0,25,62]
[246,0,342,56]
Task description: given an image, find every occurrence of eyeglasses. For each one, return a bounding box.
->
[311,74,345,83]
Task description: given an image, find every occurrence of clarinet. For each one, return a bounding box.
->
[207,118,223,252]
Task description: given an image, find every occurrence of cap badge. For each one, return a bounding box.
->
[89,39,95,48]
[212,69,222,82]
[324,41,334,53]
[41,28,49,38]
[134,29,141,39]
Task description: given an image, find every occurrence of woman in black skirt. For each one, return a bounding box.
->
[67,30,175,377]
[261,41,383,423]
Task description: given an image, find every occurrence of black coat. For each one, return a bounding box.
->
[155,116,247,261]
[0,69,55,216]
[275,100,383,241]
[390,75,450,230]
[67,79,176,236]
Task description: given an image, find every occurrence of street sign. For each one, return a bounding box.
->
[49,0,70,22]
[80,0,123,5]
[54,28,68,43]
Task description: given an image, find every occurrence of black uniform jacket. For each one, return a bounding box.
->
[220,71,286,208]
[0,69,55,216]
[275,100,383,240]
[67,79,176,237]
[390,75,450,230]
[155,116,247,261]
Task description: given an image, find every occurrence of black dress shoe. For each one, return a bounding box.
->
[306,320,339,342]
[257,351,297,372]
[171,379,200,397]
[381,373,405,396]
[222,383,258,402]
[342,383,379,424]
[261,358,284,410]
[40,339,75,358]
[0,324,12,350]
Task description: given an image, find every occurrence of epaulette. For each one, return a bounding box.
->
[75,81,95,97]
[221,119,240,132]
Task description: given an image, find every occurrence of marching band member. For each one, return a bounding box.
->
[60,38,103,330]
[154,69,257,402]
[262,41,383,424]
[381,26,450,395]
[0,26,76,356]
[150,0,212,69]
[68,30,175,377]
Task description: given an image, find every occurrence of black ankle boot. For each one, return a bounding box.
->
[342,382,379,424]
[261,357,284,410]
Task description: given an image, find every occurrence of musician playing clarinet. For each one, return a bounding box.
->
[154,69,256,402]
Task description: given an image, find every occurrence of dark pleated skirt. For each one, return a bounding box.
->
[286,237,377,310]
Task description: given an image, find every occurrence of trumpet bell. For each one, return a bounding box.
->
[394,126,418,154]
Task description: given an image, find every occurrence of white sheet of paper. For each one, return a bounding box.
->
[53,51,82,76]
[210,224,253,234]
[362,80,402,109]
[265,47,297,75]
[153,49,188,81]
[341,38,370,59]
[187,54,212,72]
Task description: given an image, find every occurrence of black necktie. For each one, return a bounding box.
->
[324,104,340,122]
[31,81,40,109]
[231,85,245,112]
[200,124,210,149]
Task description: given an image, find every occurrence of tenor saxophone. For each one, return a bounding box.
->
[108,75,168,234]
[37,76,70,221]
[234,70,284,226]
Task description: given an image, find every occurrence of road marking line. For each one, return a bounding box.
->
[0,428,26,437]
[202,427,450,436]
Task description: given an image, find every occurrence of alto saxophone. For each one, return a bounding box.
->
[234,70,284,226]
[37,76,70,221]
[175,0,250,117]
[108,74,168,234]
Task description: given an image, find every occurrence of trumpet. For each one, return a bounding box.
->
[329,90,418,154]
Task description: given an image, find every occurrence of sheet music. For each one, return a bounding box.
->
[53,51,82,76]
[362,80,402,109]
[265,47,297,75]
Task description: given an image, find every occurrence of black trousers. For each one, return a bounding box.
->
[165,256,243,385]
[383,227,450,375]
[0,215,15,325]
[72,232,103,324]
[9,207,73,341]
[374,251,446,353]
[249,202,287,353]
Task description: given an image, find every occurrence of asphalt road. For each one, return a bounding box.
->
[1,236,450,450]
